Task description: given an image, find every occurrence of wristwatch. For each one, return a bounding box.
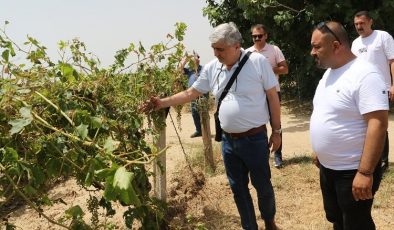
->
[273,128,282,134]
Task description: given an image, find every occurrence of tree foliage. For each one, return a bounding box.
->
[203,0,394,99]
[1,21,189,229]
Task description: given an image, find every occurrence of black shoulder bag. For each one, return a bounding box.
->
[214,51,251,141]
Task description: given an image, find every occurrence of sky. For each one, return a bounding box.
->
[0,0,215,67]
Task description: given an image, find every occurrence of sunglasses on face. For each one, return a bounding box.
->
[316,22,341,44]
[252,34,265,39]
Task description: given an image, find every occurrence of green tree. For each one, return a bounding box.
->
[203,0,394,99]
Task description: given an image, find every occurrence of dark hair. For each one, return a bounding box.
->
[355,11,372,20]
[250,24,267,33]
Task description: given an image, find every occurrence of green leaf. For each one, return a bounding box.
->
[113,167,141,206]
[104,175,116,201]
[20,106,32,119]
[138,41,145,54]
[76,123,88,140]
[84,159,98,186]
[24,185,38,196]
[59,63,76,82]
[103,137,119,154]
[2,49,9,62]
[113,167,132,190]
[8,118,32,135]
[40,195,53,206]
[46,158,62,177]
[2,147,19,163]
[65,205,84,219]
[95,167,116,180]
[174,22,187,41]
[8,107,33,135]
[91,116,102,129]
[31,166,45,186]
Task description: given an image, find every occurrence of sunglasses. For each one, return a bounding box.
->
[316,22,341,44]
[252,34,265,39]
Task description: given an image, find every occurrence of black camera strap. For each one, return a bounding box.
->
[215,51,251,115]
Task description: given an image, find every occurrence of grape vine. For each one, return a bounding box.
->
[0,21,189,229]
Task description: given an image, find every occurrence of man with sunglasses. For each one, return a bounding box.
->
[246,24,288,168]
[310,21,388,229]
[351,10,394,173]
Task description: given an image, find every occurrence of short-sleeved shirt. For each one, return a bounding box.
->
[352,30,394,89]
[310,58,389,170]
[184,65,202,87]
[246,43,286,91]
[192,49,278,133]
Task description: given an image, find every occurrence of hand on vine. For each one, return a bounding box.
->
[139,96,162,113]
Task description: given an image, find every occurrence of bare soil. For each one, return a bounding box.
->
[3,103,394,229]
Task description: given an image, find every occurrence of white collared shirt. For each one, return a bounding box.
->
[192,49,278,133]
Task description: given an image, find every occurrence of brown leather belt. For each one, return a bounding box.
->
[224,124,267,139]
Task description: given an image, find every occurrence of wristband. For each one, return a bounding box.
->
[273,128,282,134]
[357,170,373,176]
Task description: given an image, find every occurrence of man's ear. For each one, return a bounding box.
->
[333,40,341,51]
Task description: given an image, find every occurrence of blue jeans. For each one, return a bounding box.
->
[222,131,276,230]
[319,164,382,230]
[191,100,202,134]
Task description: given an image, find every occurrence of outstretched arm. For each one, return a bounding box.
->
[140,87,203,112]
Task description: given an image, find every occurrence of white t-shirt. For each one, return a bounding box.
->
[351,30,394,89]
[246,43,286,91]
[310,58,389,170]
[193,49,278,133]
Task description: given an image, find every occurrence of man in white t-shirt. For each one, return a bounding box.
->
[141,22,281,230]
[311,21,388,229]
[246,24,288,168]
[351,10,394,172]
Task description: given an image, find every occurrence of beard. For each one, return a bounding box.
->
[313,56,328,69]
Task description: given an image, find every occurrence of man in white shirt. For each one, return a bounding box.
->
[141,22,281,230]
[246,24,288,168]
[311,21,388,229]
[351,10,394,172]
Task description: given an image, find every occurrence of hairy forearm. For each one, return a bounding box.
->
[273,66,288,75]
[266,88,281,130]
[273,61,288,75]
[160,87,202,109]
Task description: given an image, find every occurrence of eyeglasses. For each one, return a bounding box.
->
[316,22,341,44]
[252,34,265,39]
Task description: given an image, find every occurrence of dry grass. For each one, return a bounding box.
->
[167,149,394,230]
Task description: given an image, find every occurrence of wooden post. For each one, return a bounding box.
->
[200,98,215,171]
[153,117,167,201]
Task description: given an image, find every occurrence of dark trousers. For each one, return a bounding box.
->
[319,164,382,230]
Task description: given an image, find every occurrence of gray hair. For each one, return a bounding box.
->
[209,22,243,45]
